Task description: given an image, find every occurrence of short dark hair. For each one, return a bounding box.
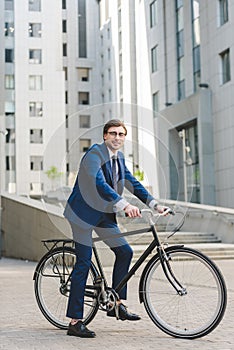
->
[103,119,127,138]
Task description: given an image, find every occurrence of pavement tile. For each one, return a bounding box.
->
[0,257,233,350]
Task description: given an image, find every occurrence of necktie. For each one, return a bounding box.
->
[112,156,118,192]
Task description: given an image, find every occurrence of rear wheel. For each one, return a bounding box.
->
[34,247,99,329]
[140,246,227,339]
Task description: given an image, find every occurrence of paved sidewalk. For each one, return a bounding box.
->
[0,257,233,350]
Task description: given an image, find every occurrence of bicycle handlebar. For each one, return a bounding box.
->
[141,207,175,217]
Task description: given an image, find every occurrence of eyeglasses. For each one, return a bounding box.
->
[107,131,126,138]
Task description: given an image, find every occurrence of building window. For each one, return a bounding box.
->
[177,30,184,57]
[150,0,158,28]
[176,1,185,100]
[5,75,14,89]
[78,0,87,58]
[62,0,66,9]
[5,22,14,36]
[64,67,68,80]
[80,139,91,152]
[151,45,158,73]
[79,115,90,128]
[5,101,15,114]
[118,8,121,27]
[6,129,15,143]
[30,129,43,143]
[63,43,67,56]
[119,75,123,96]
[176,0,183,9]
[5,49,14,63]
[178,56,185,99]
[178,79,185,100]
[177,6,184,31]
[118,31,122,50]
[29,102,43,117]
[78,92,89,105]
[78,68,89,81]
[219,0,228,26]
[192,1,200,92]
[220,48,231,84]
[193,46,200,74]
[28,23,42,37]
[28,0,41,11]
[30,156,43,170]
[5,0,14,10]
[62,20,67,33]
[29,75,42,90]
[119,53,122,72]
[6,156,15,171]
[152,92,159,114]
[29,49,42,64]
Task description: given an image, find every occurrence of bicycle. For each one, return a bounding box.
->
[33,209,227,339]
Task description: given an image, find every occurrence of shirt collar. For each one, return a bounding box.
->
[107,147,118,159]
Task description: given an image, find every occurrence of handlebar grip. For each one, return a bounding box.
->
[164,208,175,216]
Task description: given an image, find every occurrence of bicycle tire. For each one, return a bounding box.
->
[140,246,227,339]
[34,246,99,329]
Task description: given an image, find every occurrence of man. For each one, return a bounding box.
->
[64,119,169,338]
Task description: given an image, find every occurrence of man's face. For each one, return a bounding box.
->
[104,126,126,153]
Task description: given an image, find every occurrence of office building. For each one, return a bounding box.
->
[1,0,234,209]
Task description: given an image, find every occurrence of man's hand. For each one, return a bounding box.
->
[124,204,142,218]
[155,205,173,216]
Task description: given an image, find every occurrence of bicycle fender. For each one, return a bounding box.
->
[138,245,184,303]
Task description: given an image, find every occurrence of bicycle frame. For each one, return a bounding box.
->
[91,223,185,299]
[36,215,186,301]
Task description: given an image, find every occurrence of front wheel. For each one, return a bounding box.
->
[34,247,99,329]
[140,246,227,339]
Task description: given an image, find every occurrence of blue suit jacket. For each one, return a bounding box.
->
[64,142,154,227]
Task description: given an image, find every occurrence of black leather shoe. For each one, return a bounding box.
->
[107,303,141,321]
[67,321,96,338]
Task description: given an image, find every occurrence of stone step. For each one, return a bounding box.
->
[127,231,222,245]
[131,243,234,261]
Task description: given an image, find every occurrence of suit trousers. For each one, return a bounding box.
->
[66,218,133,320]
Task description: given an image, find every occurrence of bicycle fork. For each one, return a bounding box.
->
[158,247,187,296]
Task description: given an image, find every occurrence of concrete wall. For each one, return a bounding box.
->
[1,193,70,261]
[1,193,234,264]
[0,192,115,265]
